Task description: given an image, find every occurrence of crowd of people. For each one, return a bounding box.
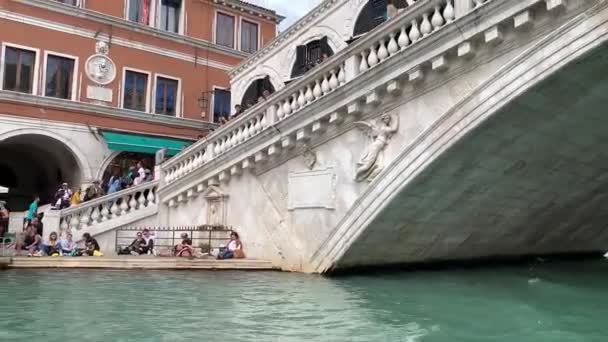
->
[49,161,153,210]
[15,223,101,257]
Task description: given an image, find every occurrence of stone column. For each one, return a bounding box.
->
[454,0,474,18]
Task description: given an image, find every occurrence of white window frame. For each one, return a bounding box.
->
[120,67,152,113]
[152,73,182,118]
[154,0,186,35]
[53,0,83,7]
[213,10,237,49]
[124,0,155,28]
[239,17,261,53]
[42,51,79,101]
[211,85,231,124]
[0,42,41,95]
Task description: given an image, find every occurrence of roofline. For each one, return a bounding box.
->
[229,0,337,78]
[209,0,285,23]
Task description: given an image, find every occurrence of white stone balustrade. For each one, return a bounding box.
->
[358,0,456,73]
[58,181,159,232]
[160,0,493,187]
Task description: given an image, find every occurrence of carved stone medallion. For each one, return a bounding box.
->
[85,41,116,85]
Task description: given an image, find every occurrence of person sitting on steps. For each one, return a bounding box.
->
[217,232,244,260]
[174,233,195,257]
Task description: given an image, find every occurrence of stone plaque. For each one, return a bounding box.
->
[86,85,113,102]
[288,166,336,210]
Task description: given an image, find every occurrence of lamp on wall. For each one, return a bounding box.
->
[197,91,214,118]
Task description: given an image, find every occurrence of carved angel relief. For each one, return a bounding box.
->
[354,113,399,182]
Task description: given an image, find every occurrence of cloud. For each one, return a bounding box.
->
[244,0,323,31]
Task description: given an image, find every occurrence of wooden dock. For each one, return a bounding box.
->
[2,256,277,271]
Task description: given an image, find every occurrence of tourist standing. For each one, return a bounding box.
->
[133,162,146,186]
[107,172,122,194]
[23,195,40,229]
[70,188,82,206]
[0,201,8,238]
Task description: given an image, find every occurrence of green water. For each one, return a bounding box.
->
[1,259,607,341]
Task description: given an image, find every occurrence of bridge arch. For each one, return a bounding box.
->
[311,12,608,273]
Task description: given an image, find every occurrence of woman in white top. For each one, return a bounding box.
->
[133,162,147,186]
[217,232,243,259]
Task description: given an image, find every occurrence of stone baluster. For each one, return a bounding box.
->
[261,113,268,128]
[313,80,323,99]
[377,39,389,61]
[91,206,101,223]
[432,5,445,29]
[146,188,156,204]
[420,13,432,36]
[388,33,399,56]
[120,196,129,215]
[398,26,410,50]
[283,99,292,116]
[138,191,147,207]
[100,204,110,221]
[128,194,138,212]
[321,74,330,95]
[297,89,306,107]
[367,45,379,67]
[305,85,314,103]
[80,209,91,228]
[338,64,346,85]
[290,93,299,112]
[329,69,339,90]
[110,200,120,218]
[409,19,421,42]
[254,115,262,133]
[444,0,455,22]
[276,103,285,120]
[359,51,369,72]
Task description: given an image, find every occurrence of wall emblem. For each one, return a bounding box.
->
[85,41,116,85]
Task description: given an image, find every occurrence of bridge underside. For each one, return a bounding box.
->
[335,46,608,270]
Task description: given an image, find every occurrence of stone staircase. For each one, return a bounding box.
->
[50,181,160,239]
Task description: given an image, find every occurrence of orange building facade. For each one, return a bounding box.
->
[0,0,280,208]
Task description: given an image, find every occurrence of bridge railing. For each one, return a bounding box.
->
[161,0,487,185]
[58,181,159,232]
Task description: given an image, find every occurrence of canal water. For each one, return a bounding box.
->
[1,259,607,341]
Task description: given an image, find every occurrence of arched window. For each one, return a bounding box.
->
[291,37,334,79]
[353,0,410,37]
[241,76,275,109]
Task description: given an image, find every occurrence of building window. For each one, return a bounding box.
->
[213,89,231,123]
[45,55,75,100]
[159,0,181,33]
[291,37,334,78]
[241,20,259,53]
[2,46,36,94]
[53,0,79,5]
[128,0,151,25]
[216,13,235,48]
[155,76,178,116]
[123,70,149,111]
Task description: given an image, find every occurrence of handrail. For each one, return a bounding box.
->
[161,0,480,185]
[60,180,160,217]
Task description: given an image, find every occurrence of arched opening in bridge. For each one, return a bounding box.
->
[241,76,275,110]
[0,134,82,211]
[291,37,335,78]
[353,0,411,37]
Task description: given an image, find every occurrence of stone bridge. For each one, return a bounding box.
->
[58,0,608,272]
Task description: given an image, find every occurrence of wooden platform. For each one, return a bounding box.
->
[3,256,277,271]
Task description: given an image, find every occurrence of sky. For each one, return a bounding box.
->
[244,0,324,31]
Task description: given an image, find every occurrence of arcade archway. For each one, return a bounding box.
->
[0,134,83,211]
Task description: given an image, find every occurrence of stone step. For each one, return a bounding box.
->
[6,257,276,270]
